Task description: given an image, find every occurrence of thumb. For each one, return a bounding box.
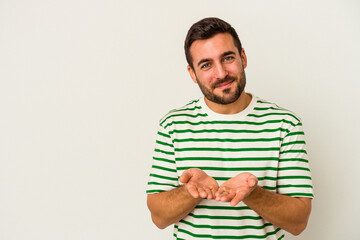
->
[180,170,192,183]
[247,175,258,188]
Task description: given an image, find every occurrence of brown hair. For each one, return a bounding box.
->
[184,17,242,69]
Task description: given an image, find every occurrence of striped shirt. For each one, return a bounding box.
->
[147,95,314,239]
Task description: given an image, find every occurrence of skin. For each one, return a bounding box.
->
[147,32,312,235]
[215,173,312,235]
[187,32,251,114]
[147,168,216,229]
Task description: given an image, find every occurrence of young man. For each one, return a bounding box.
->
[147,17,313,239]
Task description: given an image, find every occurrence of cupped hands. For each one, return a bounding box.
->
[180,168,258,206]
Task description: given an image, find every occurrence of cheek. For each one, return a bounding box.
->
[225,60,243,74]
[204,72,214,81]
[226,65,242,76]
[197,71,213,84]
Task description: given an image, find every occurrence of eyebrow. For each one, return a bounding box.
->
[222,51,236,57]
[196,51,236,67]
[197,58,211,67]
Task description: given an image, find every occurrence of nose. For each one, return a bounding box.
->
[214,62,228,79]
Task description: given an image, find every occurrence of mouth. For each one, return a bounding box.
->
[215,80,234,90]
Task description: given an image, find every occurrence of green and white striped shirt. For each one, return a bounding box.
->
[147,95,313,239]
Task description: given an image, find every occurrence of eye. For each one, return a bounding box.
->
[223,56,235,62]
[200,63,211,69]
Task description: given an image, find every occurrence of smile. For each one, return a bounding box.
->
[215,80,233,89]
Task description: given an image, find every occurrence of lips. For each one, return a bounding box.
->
[213,75,237,88]
[214,79,234,89]
[217,81,233,88]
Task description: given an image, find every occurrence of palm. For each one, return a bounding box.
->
[180,168,218,199]
[216,172,257,206]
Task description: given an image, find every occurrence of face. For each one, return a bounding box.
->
[188,33,247,105]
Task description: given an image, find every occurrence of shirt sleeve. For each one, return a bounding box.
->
[277,121,314,198]
[146,124,179,194]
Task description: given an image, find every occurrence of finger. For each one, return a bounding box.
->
[248,175,258,188]
[198,187,209,199]
[217,186,230,197]
[180,170,191,183]
[209,186,218,199]
[216,187,232,202]
[221,192,235,202]
[215,187,224,200]
[215,191,226,201]
[230,191,246,206]
[203,187,213,199]
[219,192,229,202]
[212,184,219,192]
[217,186,228,194]
[186,184,199,198]
[220,188,237,202]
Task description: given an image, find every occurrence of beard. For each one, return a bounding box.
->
[196,69,246,105]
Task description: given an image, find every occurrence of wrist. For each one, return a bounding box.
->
[243,185,262,204]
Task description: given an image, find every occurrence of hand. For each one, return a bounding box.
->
[215,172,258,206]
[180,168,219,199]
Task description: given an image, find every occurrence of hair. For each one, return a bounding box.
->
[184,17,242,70]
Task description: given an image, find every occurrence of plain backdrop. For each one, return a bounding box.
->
[0,0,359,239]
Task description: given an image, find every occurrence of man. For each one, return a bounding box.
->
[146,17,313,239]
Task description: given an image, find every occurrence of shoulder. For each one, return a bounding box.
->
[158,99,206,129]
[251,96,302,126]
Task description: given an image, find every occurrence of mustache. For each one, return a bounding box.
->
[213,76,237,88]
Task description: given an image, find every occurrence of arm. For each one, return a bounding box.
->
[215,173,312,235]
[243,186,312,236]
[147,168,218,229]
[147,185,201,229]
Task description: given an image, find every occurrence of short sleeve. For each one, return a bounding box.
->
[277,121,314,198]
[146,124,179,194]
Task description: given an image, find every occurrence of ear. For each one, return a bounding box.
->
[187,65,198,84]
[241,48,248,69]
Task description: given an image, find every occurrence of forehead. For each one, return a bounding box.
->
[190,33,238,63]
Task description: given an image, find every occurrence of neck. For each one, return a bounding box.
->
[204,92,252,114]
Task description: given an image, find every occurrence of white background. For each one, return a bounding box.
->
[0,0,359,239]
